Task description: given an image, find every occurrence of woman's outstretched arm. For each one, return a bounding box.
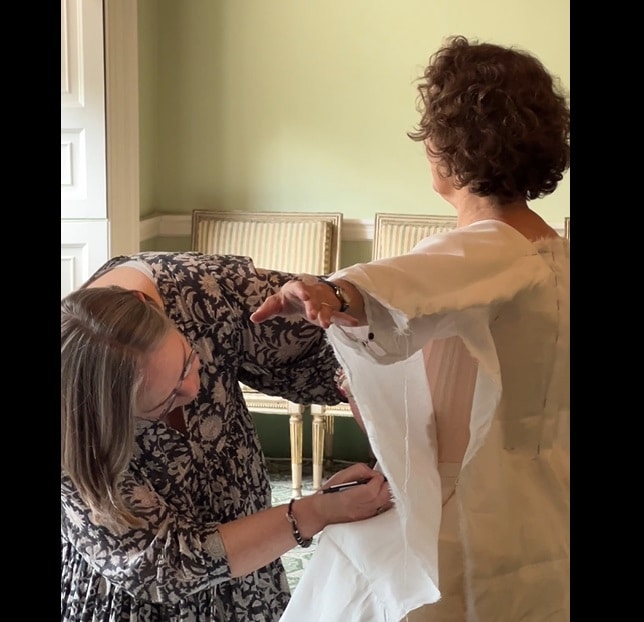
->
[251,275,366,328]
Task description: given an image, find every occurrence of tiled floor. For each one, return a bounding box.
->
[268,457,349,592]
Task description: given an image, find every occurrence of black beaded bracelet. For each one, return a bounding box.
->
[285,498,313,548]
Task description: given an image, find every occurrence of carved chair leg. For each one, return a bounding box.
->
[288,403,304,498]
[323,412,335,469]
[311,405,326,491]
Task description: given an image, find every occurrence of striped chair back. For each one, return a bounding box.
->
[372,212,457,260]
[192,210,342,274]
[191,209,343,498]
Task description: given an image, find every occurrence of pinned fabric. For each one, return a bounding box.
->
[279,221,570,622]
[281,508,440,622]
[281,349,442,622]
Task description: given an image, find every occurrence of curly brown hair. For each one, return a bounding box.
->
[407,35,570,205]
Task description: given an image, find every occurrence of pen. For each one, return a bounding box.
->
[321,477,371,494]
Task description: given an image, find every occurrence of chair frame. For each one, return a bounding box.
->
[191,209,342,497]
[372,212,458,260]
[191,210,341,274]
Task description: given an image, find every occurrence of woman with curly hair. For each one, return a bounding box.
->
[252,35,570,621]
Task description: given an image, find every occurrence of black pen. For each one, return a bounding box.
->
[321,477,371,494]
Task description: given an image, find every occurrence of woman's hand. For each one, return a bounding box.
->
[220,462,393,577]
[250,274,359,329]
[315,462,394,523]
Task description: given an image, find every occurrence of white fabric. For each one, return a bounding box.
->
[280,220,569,622]
[115,259,155,280]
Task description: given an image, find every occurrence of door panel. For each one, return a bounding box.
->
[61,0,108,295]
[61,220,109,298]
[60,0,107,221]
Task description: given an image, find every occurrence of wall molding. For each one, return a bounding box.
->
[140,213,565,243]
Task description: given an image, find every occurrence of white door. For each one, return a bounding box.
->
[60,0,140,298]
[61,0,109,297]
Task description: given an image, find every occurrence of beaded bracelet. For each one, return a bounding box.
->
[285,498,313,548]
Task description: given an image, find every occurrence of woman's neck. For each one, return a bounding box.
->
[454,195,558,241]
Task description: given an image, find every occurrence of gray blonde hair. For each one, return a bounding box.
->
[61,286,173,530]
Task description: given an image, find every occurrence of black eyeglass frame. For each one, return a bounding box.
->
[156,346,198,420]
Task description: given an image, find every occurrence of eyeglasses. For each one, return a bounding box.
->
[158,347,198,420]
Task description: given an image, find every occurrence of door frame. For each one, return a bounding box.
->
[104,0,140,257]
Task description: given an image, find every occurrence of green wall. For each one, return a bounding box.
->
[138,0,570,225]
[136,0,570,460]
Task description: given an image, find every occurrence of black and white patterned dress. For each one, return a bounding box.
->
[61,252,344,622]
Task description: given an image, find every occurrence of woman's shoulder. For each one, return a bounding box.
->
[410,219,537,260]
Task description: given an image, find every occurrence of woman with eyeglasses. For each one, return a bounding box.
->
[60,251,393,622]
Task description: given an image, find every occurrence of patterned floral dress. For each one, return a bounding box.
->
[61,252,344,622]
